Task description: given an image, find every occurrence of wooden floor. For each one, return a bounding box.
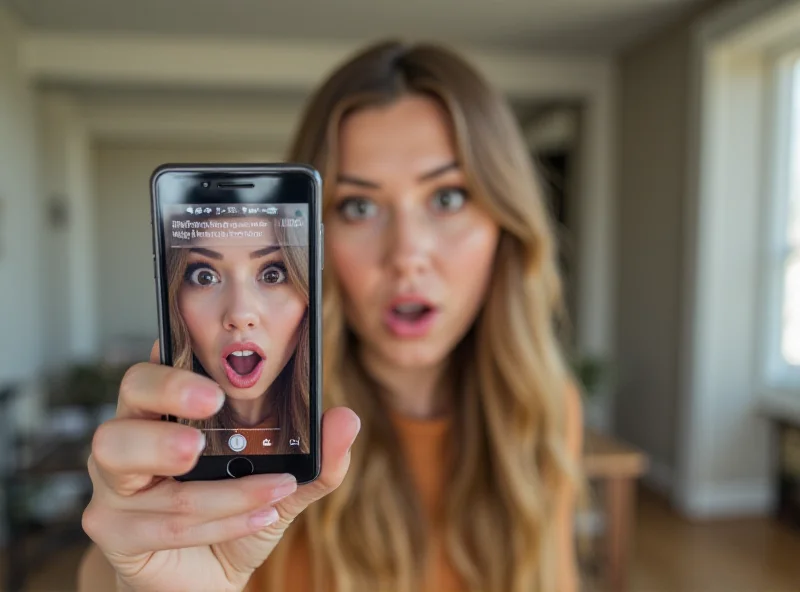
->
[585,487,800,592]
[7,488,800,591]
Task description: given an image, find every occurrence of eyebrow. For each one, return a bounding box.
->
[249,246,280,259]
[337,161,459,189]
[188,245,280,260]
[189,247,222,260]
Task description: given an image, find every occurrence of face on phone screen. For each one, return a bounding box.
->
[163,203,310,457]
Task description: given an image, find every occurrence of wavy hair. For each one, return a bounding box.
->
[270,41,579,591]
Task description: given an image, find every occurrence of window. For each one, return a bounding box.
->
[765,53,800,389]
[783,61,800,364]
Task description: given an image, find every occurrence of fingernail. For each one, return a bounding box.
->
[173,430,203,457]
[213,389,225,410]
[271,478,297,501]
[250,507,280,529]
[196,431,207,453]
[187,384,225,411]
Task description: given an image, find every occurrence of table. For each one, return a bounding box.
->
[582,429,648,592]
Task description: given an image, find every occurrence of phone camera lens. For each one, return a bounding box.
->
[202,181,210,188]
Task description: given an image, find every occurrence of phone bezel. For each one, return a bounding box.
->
[150,163,322,484]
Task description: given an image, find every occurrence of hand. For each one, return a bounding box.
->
[82,342,360,592]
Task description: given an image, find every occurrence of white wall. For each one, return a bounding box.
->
[38,97,73,370]
[0,4,43,546]
[0,7,42,382]
[93,142,283,353]
[38,94,100,366]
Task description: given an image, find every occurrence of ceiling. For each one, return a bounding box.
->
[4,0,710,53]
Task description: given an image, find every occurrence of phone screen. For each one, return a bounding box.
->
[153,168,318,466]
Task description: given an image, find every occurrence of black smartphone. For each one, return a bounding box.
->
[150,163,322,483]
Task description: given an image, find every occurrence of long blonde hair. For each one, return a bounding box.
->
[166,212,310,455]
[272,40,578,591]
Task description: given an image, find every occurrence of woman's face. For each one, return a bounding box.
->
[328,95,500,370]
[177,219,306,400]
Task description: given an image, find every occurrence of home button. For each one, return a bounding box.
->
[226,457,254,478]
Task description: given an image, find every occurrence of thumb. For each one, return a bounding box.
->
[219,407,360,573]
[279,406,360,510]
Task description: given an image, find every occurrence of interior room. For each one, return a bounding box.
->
[1,0,800,590]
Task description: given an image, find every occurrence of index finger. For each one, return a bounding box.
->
[116,352,224,421]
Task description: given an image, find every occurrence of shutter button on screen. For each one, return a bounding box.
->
[226,457,254,478]
[228,433,246,452]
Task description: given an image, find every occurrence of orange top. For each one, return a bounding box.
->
[246,410,466,591]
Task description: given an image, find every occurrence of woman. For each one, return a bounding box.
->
[78,40,583,592]
[166,207,310,455]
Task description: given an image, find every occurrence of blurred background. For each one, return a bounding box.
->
[1,0,800,590]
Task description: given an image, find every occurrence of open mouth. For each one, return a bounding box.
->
[385,298,439,338]
[392,302,434,321]
[227,349,262,375]
[221,344,266,389]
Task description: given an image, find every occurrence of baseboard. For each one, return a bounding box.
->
[677,480,775,519]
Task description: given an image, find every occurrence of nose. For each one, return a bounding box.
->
[222,283,260,331]
[387,208,434,279]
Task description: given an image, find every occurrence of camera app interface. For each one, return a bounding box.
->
[164,203,309,455]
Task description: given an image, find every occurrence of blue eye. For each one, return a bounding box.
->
[185,264,220,286]
[431,187,467,213]
[337,198,378,222]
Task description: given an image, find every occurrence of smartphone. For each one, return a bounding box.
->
[150,163,322,483]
